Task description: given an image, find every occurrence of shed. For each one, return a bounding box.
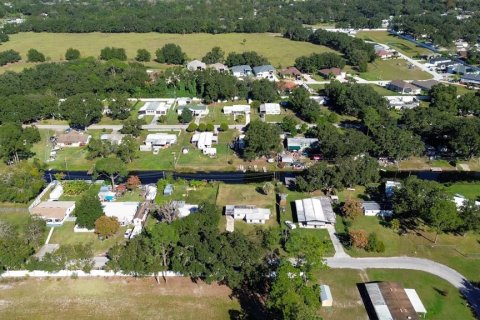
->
[320,284,333,307]
[164,184,173,196]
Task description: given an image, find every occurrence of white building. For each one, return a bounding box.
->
[102,202,140,226]
[191,132,218,151]
[223,105,251,115]
[295,197,336,228]
[252,65,276,80]
[141,133,177,151]
[100,132,126,145]
[259,103,281,115]
[187,60,206,71]
[320,285,333,307]
[362,201,392,217]
[177,104,209,117]
[138,100,175,116]
[225,205,271,224]
[172,201,199,218]
[145,185,157,202]
[385,96,420,110]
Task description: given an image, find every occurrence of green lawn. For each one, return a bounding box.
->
[49,221,127,255]
[336,215,480,282]
[445,182,480,201]
[356,59,432,81]
[155,181,219,206]
[367,84,402,96]
[0,32,337,73]
[356,31,432,58]
[0,277,240,320]
[0,211,30,232]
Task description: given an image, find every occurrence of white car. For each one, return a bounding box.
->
[285,221,297,230]
[124,229,133,239]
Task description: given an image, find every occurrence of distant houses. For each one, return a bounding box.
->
[225,205,271,224]
[252,65,276,80]
[460,74,480,87]
[209,63,228,73]
[319,67,345,80]
[231,65,253,78]
[187,60,206,71]
[278,66,302,80]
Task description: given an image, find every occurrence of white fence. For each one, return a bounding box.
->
[0,270,182,278]
[28,181,57,212]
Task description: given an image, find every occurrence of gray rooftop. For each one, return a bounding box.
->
[231,65,252,73]
[253,65,275,74]
[362,201,381,211]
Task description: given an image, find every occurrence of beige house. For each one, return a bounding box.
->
[56,131,91,147]
[30,201,75,225]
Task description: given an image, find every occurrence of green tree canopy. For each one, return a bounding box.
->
[75,192,104,229]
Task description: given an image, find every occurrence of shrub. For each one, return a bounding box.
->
[348,229,368,249]
[63,180,90,195]
[366,232,385,253]
[186,123,198,132]
[27,48,46,62]
[65,48,80,60]
[197,123,206,132]
[219,123,229,131]
[206,123,214,132]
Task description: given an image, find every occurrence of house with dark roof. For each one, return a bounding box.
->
[460,73,480,86]
[231,65,253,78]
[253,65,276,79]
[411,80,440,91]
[279,66,302,80]
[387,80,421,95]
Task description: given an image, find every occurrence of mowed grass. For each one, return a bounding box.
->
[445,182,480,201]
[335,215,480,282]
[0,277,240,320]
[356,59,432,81]
[216,183,275,208]
[49,221,128,255]
[356,31,432,58]
[0,32,336,73]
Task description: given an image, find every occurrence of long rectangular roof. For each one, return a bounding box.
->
[30,201,75,220]
[365,282,420,320]
[295,197,335,224]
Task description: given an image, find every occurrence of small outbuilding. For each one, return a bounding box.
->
[164,184,174,196]
[320,284,333,307]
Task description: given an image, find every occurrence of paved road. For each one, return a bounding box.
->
[28,123,247,131]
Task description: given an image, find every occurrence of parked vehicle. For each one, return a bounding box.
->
[285,220,297,229]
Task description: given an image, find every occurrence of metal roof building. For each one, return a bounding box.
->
[295,197,335,228]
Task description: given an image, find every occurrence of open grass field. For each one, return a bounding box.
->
[355,59,432,81]
[0,277,240,320]
[49,221,128,255]
[216,183,275,209]
[0,32,336,73]
[335,215,480,282]
[356,31,432,58]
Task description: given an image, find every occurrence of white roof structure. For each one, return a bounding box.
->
[49,184,64,201]
[192,132,216,151]
[404,289,427,314]
[102,202,140,226]
[295,197,336,227]
[259,103,281,114]
[138,101,173,114]
[187,60,206,71]
[145,133,177,146]
[100,133,125,145]
[365,283,393,320]
[172,201,199,218]
[223,105,251,115]
[145,185,157,201]
[225,205,270,222]
[320,284,333,307]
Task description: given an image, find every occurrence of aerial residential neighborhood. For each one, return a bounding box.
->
[0,1,479,320]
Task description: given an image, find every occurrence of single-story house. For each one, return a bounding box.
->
[259,103,281,115]
[253,65,276,79]
[172,200,199,218]
[56,131,91,147]
[376,49,393,59]
[385,96,419,110]
[387,80,421,95]
[278,66,302,80]
[231,65,253,78]
[295,197,336,228]
[191,132,218,151]
[30,201,75,226]
[223,104,251,115]
[202,147,217,157]
[100,132,125,145]
[187,60,206,71]
[447,64,472,75]
[177,104,209,117]
[133,203,149,228]
[209,63,228,73]
[49,183,64,201]
[320,284,333,307]
[142,133,177,151]
[319,67,345,80]
[362,201,393,217]
[363,282,426,320]
[428,57,451,67]
[410,80,439,91]
[385,180,401,198]
[164,184,173,196]
[460,73,480,86]
[138,100,175,116]
[98,185,116,202]
[287,137,318,152]
[176,97,202,106]
[102,201,141,226]
[225,205,271,224]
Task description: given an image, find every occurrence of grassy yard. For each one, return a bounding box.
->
[0,211,30,232]
[356,31,432,58]
[445,182,480,201]
[0,32,337,73]
[216,183,275,208]
[367,84,402,96]
[49,221,128,255]
[155,181,219,206]
[356,59,432,81]
[335,215,480,282]
[0,277,240,320]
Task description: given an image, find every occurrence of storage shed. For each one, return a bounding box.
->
[320,284,333,307]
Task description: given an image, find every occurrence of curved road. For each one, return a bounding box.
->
[326,229,480,318]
